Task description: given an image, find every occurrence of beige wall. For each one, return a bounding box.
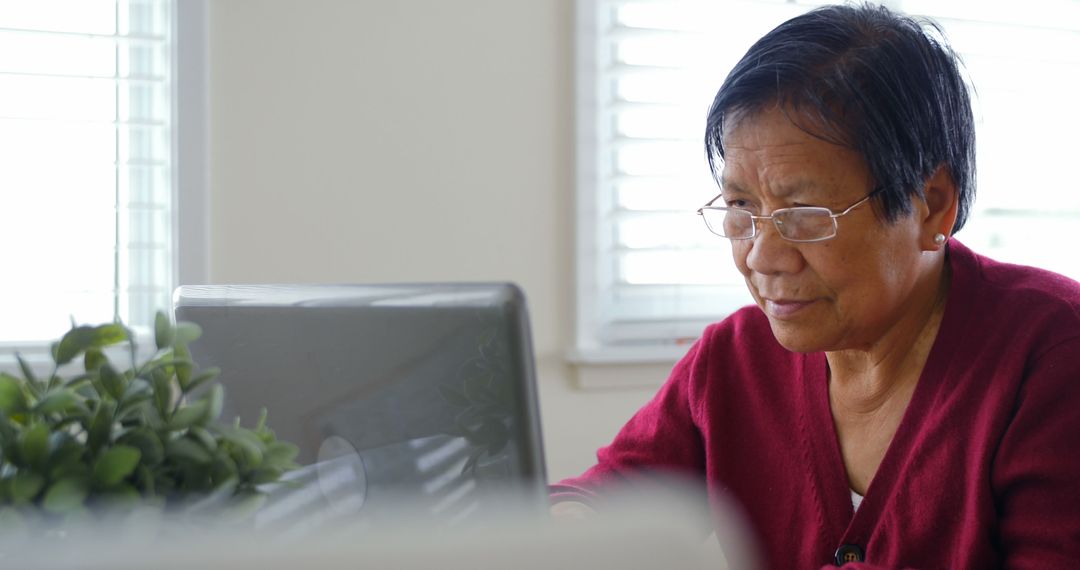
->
[206,0,660,481]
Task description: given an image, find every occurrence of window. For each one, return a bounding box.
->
[0,0,176,361]
[575,0,1080,359]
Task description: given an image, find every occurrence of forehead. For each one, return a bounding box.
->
[720,106,870,196]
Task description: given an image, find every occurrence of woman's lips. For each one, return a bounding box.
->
[763,298,815,319]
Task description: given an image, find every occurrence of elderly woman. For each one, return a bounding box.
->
[551,4,1080,569]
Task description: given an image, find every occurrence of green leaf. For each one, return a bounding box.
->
[255,408,268,432]
[178,462,214,493]
[154,312,175,350]
[121,377,153,404]
[220,427,264,469]
[262,441,300,469]
[14,353,37,385]
[54,326,96,365]
[0,411,17,446]
[42,477,89,513]
[210,454,239,484]
[139,401,166,431]
[135,465,156,496]
[47,438,88,481]
[20,423,50,470]
[169,400,209,431]
[174,322,202,345]
[250,467,284,485]
[54,323,129,366]
[63,373,94,390]
[87,400,116,453]
[174,344,193,389]
[33,390,82,415]
[84,348,107,372]
[185,367,220,394]
[10,472,45,504]
[99,363,127,400]
[188,426,219,454]
[166,436,212,464]
[94,323,128,346]
[205,384,224,422]
[93,445,141,488]
[0,373,28,414]
[117,428,164,467]
[150,374,172,419]
[116,379,153,420]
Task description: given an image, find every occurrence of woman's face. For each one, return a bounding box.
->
[721,106,928,353]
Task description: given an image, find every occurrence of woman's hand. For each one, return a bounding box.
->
[549,500,597,520]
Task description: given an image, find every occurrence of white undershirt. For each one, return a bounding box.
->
[851,489,865,511]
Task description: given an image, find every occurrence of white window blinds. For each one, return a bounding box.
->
[576,0,1080,356]
[0,0,175,353]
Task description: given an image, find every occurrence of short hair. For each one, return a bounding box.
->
[705,3,976,233]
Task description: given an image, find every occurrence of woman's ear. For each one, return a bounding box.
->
[921,165,959,251]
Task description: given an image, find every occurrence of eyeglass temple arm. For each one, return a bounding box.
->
[830,192,877,219]
[697,192,725,214]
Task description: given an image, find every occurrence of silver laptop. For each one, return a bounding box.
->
[173,283,547,530]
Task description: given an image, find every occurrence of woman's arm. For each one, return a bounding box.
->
[991,335,1080,568]
[548,337,709,507]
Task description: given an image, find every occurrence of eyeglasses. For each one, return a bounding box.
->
[696,188,882,243]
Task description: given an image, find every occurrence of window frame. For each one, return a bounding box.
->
[574,0,690,365]
[0,0,207,375]
[175,0,209,290]
[573,0,743,366]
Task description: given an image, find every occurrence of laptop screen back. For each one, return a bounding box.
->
[173,283,547,526]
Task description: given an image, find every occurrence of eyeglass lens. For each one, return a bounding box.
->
[704,208,837,241]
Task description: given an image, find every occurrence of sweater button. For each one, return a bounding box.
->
[834,544,865,565]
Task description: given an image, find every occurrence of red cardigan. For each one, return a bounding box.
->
[552,241,1080,569]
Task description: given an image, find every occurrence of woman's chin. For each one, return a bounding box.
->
[767,319,833,353]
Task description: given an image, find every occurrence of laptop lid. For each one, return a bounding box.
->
[173,282,547,527]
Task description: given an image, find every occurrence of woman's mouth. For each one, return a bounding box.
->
[763,298,816,319]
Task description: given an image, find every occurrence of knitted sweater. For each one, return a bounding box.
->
[551,242,1080,569]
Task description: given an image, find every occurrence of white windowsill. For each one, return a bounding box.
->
[566,345,688,391]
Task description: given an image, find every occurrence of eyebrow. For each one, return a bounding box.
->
[719,177,823,200]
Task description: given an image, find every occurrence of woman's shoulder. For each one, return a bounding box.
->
[949,241,1080,359]
[954,241,1080,321]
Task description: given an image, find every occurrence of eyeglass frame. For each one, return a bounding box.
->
[696,187,884,243]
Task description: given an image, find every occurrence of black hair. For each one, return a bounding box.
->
[704,3,976,233]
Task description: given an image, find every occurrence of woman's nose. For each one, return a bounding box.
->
[743,218,805,275]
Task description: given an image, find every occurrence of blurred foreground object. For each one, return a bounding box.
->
[0,484,756,570]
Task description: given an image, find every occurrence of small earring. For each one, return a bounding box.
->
[933,233,946,245]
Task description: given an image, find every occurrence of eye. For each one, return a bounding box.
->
[725,198,751,209]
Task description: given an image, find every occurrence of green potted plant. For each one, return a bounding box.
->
[0,312,299,527]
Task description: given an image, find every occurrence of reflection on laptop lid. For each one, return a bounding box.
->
[173,282,547,530]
